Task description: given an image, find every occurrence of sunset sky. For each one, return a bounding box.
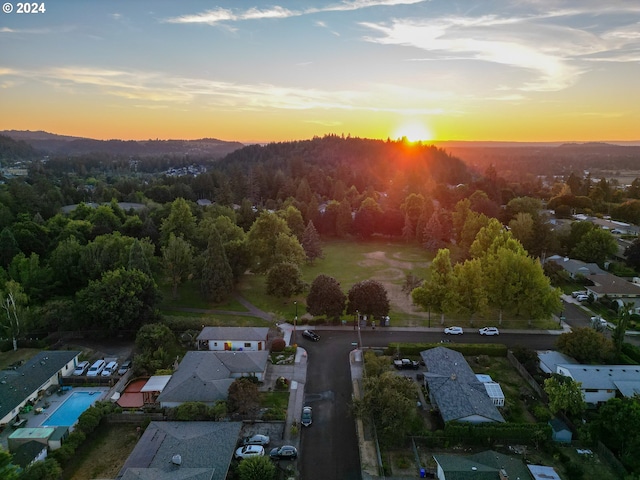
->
[1,0,639,143]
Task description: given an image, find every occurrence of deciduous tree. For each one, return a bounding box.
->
[448,258,487,327]
[346,279,390,319]
[572,228,618,265]
[556,327,615,364]
[544,374,585,417]
[1,280,28,351]
[589,397,640,472]
[411,248,453,325]
[227,378,260,417]
[247,212,299,273]
[306,274,346,321]
[75,268,159,335]
[266,262,305,298]
[162,233,193,299]
[352,369,418,445]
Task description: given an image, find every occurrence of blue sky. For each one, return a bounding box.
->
[1,0,639,142]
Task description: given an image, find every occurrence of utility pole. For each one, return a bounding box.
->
[293,301,298,344]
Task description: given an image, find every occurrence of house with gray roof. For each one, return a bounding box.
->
[157,351,269,408]
[196,326,270,351]
[545,255,604,278]
[433,450,532,480]
[0,351,80,427]
[10,440,48,469]
[556,364,640,404]
[537,350,578,374]
[420,347,504,424]
[117,421,242,480]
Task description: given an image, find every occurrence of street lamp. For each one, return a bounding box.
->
[356,309,363,349]
[293,301,298,342]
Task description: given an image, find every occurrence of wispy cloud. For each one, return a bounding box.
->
[360,6,640,92]
[163,0,425,25]
[0,65,453,114]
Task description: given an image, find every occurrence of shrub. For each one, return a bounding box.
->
[271,337,286,352]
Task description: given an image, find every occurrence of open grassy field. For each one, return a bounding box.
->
[162,237,559,329]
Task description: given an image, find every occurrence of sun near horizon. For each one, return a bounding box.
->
[391,121,435,143]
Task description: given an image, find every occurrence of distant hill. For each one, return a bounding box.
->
[1,130,245,158]
[0,133,39,161]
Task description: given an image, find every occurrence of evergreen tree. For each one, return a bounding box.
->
[335,199,352,238]
[422,210,445,252]
[401,213,414,243]
[0,228,19,269]
[301,221,323,264]
[200,227,233,302]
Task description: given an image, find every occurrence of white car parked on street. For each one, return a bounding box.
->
[444,326,463,335]
[479,327,500,336]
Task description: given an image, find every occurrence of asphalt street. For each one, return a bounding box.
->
[297,327,561,480]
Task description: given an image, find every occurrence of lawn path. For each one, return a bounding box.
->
[169,293,273,321]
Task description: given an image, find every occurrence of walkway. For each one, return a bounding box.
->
[167,293,273,321]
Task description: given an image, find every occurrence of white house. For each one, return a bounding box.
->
[556,364,640,404]
[196,327,270,352]
[0,351,80,427]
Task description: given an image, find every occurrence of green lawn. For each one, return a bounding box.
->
[160,237,561,329]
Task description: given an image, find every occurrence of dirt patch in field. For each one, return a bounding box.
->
[359,251,430,317]
[361,251,429,271]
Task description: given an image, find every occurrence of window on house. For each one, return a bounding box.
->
[244,342,251,348]
[585,389,598,393]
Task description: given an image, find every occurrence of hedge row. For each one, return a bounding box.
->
[385,342,508,357]
[415,422,552,447]
[621,342,640,364]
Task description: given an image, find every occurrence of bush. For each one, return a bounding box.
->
[533,405,553,422]
[271,337,286,352]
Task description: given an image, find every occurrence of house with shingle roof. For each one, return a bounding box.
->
[545,255,605,278]
[0,351,80,427]
[157,351,269,408]
[556,364,640,404]
[196,327,270,351]
[433,450,532,480]
[116,421,242,480]
[420,347,504,424]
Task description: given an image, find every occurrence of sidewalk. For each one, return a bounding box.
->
[274,322,308,449]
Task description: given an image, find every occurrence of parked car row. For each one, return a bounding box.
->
[234,444,298,461]
[73,358,131,377]
[444,326,501,336]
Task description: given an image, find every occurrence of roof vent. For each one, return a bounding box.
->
[450,373,457,381]
[171,454,182,466]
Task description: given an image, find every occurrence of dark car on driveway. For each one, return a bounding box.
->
[270,445,298,460]
[302,330,320,342]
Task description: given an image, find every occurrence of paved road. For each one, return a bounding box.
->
[299,331,362,480]
[297,328,560,480]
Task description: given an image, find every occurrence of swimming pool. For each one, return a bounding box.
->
[41,391,104,427]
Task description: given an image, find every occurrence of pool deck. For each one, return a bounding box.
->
[0,386,108,450]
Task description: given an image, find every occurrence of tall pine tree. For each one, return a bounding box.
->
[301,220,323,264]
[201,227,233,303]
